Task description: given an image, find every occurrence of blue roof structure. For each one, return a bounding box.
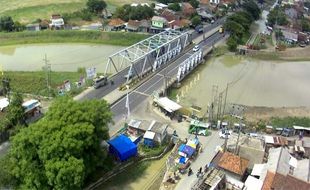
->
[108,134,138,162]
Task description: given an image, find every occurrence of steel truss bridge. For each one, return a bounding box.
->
[105,29,190,82]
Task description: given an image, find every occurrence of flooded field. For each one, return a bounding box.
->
[175,55,310,108]
[0,44,124,72]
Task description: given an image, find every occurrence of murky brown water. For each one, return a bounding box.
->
[175,55,310,108]
[0,44,124,72]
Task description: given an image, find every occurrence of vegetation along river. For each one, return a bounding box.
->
[0,44,124,72]
[174,55,310,108]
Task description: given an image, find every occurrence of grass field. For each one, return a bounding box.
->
[0,71,86,96]
[0,0,153,23]
[0,30,149,46]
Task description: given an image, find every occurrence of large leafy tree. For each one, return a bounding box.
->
[114,4,154,22]
[242,0,261,20]
[191,15,202,27]
[168,3,181,12]
[267,6,288,26]
[0,92,26,134]
[87,0,107,14]
[0,16,14,32]
[1,97,112,189]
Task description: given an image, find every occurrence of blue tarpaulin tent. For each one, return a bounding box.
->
[108,134,138,162]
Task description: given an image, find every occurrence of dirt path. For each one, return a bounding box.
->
[244,106,310,122]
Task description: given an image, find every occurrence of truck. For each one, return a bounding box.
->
[195,25,203,33]
[188,119,210,136]
[219,27,224,34]
[93,75,108,89]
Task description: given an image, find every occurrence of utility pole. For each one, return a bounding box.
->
[217,92,223,121]
[211,85,218,123]
[43,54,51,97]
[222,83,229,120]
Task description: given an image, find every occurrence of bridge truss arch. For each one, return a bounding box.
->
[105,29,190,81]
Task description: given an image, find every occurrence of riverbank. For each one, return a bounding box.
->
[0,71,89,97]
[0,30,149,47]
[248,46,310,61]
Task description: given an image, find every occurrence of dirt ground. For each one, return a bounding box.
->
[277,46,310,60]
[244,106,310,122]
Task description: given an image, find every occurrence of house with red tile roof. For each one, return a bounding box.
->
[182,2,196,16]
[217,152,249,178]
[105,18,125,31]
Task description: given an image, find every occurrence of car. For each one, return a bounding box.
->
[299,42,306,48]
[219,129,232,139]
[211,20,215,24]
[193,45,200,52]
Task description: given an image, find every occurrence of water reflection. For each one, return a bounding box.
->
[175,55,310,107]
[0,44,124,72]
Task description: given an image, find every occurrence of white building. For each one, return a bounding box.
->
[210,0,220,4]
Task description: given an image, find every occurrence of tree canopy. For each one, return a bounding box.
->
[168,3,181,12]
[114,4,154,22]
[0,97,112,189]
[0,16,14,32]
[191,15,201,27]
[267,6,288,26]
[242,0,261,20]
[0,92,26,134]
[87,0,107,14]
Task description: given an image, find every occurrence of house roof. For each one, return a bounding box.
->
[200,0,209,4]
[218,152,249,176]
[51,14,62,19]
[151,16,167,23]
[127,20,141,30]
[108,18,125,27]
[244,175,263,190]
[262,171,310,190]
[160,9,177,22]
[143,131,156,140]
[140,19,151,28]
[170,19,191,28]
[182,2,196,15]
[262,171,276,190]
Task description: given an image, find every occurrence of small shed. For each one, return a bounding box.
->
[143,131,156,147]
[108,134,138,162]
[26,23,40,31]
[22,99,41,118]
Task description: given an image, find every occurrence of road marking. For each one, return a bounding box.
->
[133,91,150,96]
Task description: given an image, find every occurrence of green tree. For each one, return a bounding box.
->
[114,4,154,22]
[189,0,199,8]
[0,92,26,133]
[267,6,288,26]
[168,3,181,11]
[191,15,201,27]
[1,97,112,189]
[0,16,14,32]
[227,36,238,51]
[87,0,107,14]
[301,18,310,32]
[224,20,245,39]
[13,21,25,32]
[242,0,261,20]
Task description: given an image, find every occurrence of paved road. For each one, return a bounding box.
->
[110,32,226,131]
[78,18,225,100]
[174,132,224,190]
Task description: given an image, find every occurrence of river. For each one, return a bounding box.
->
[0,44,124,72]
[174,55,310,110]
